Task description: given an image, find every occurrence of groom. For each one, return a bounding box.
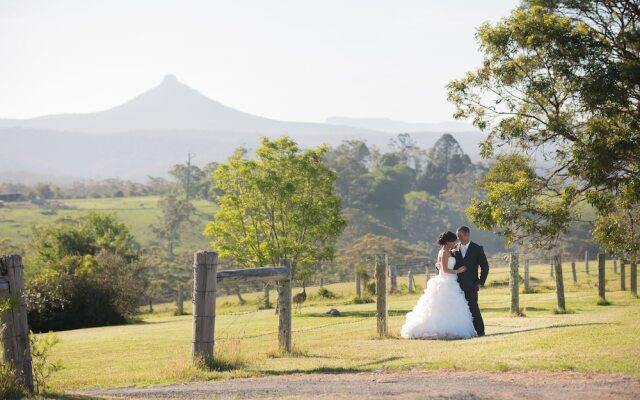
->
[453,226,489,337]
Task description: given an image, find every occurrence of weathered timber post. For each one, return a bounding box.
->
[425,264,431,285]
[550,258,554,277]
[320,277,324,288]
[375,254,388,337]
[276,259,292,352]
[408,270,414,293]
[631,261,638,298]
[509,253,520,315]
[192,250,217,362]
[613,259,618,274]
[0,255,34,392]
[355,271,361,299]
[390,265,399,294]
[263,282,271,309]
[571,260,577,284]
[176,284,184,315]
[585,250,589,274]
[554,254,566,312]
[598,253,606,303]
[524,259,530,291]
[621,259,627,290]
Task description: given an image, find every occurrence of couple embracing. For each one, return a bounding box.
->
[401,226,489,339]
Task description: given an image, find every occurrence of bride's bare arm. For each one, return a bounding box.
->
[439,250,465,274]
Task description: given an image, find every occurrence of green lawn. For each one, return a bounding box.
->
[41,260,640,392]
[0,196,217,254]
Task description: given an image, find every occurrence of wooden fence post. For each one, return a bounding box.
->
[263,282,271,309]
[571,260,577,284]
[176,284,184,315]
[277,259,292,353]
[0,255,34,392]
[550,259,554,277]
[524,259,530,291]
[613,259,618,274]
[621,260,626,291]
[598,253,606,303]
[390,265,399,294]
[509,253,520,315]
[192,250,217,362]
[554,254,566,312]
[425,264,431,285]
[355,271,361,299]
[375,254,388,337]
[584,250,589,274]
[631,261,638,298]
[408,270,414,293]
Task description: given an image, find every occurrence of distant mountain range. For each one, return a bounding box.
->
[0,75,485,183]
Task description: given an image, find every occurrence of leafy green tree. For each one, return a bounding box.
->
[402,191,448,244]
[169,153,206,201]
[417,134,473,195]
[447,1,639,255]
[336,233,432,270]
[29,211,139,266]
[205,136,346,276]
[149,194,195,259]
[324,139,374,208]
[466,154,577,248]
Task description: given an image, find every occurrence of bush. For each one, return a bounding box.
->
[352,296,375,304]
[25,251,147,332]
[30,331,63,394]
[316,287,337,299]
[0,364,28,399]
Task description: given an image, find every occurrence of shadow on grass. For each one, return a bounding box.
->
[34,394,107,400]
[298,310,412,318]
[261,356,403,376]
[484,322,613,337]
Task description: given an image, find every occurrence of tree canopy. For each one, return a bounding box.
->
[448,1,639,256]
[205,136,347,275]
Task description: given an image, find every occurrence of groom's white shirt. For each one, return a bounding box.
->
[460,242,470,258]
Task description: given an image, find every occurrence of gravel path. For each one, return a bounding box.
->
[78,370,640,399]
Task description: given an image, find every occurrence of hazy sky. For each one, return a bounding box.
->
[0,0,520,123]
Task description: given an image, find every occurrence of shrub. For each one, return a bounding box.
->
[25,251,147,332]
[30,331,63,394]
[316,287,337,299]
[0,364,28,399]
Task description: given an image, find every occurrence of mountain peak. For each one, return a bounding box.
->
[161,74,179,85]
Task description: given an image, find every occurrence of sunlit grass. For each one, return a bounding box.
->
[41,260,640,392]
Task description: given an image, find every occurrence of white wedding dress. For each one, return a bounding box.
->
[401,254,477,339]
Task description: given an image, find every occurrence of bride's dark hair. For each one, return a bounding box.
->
[437,231,457,245]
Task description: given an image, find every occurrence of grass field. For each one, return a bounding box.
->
[39,260,640,393]
[0,196,216,254]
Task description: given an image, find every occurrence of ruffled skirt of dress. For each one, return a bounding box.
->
[400,274,477,339]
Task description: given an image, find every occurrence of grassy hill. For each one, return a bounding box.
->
[36,260,639,392]
[0,196,217,254]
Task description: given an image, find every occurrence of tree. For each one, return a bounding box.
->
[169,153,206,201]
[336,233,432,270]
[205,136,346,276]
[324,139,374,208]
[149,194,195,259]
[29,211,139,266]
[402,191,448,244]
[447,1,639,256]
[417,134,473,195]
[466,154,577,248]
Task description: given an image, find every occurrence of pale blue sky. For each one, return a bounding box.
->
[0,0,520,123]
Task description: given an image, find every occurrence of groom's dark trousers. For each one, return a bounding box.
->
[453,242,489,336]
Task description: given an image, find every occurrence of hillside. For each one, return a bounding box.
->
[0,75,486,181]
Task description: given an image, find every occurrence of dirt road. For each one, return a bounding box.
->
[78,370,640,399]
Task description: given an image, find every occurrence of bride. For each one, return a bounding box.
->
[401,231,477,339]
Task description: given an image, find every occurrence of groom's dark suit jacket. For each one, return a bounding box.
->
[453,241,489,290]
